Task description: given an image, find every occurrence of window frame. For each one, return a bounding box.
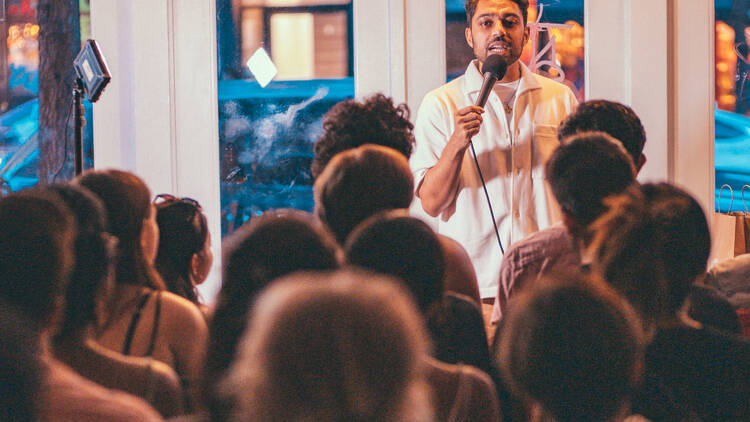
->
[90,0,716,301]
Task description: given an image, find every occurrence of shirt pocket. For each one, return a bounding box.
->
[531,123,560,177]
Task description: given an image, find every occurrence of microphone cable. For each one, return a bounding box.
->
[469,54,509,255]
[468,140,504,254]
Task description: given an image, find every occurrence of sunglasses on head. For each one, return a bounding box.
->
[153,193,201,209]
[153,194,204,226]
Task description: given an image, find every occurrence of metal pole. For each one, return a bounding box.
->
[73,78,84,175]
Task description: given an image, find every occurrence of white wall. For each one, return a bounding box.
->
[354,0,445,113]
[354,0,406,103]
[673,0,715,210]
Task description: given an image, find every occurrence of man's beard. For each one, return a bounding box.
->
[487,47,520,67]
[481,37,521,66]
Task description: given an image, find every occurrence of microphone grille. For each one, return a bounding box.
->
[481,55,508,80]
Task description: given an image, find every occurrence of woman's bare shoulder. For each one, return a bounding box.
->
[158,291,208,332]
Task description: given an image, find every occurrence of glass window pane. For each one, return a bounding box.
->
[715,1,750,211]
[216,1,353,237]
[446,0,584,101]
[0,0,92,193]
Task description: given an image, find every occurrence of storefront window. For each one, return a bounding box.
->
[0,0,92,192]
[715,0,750,211]
[216,0,354,237]
[446,0,584,101]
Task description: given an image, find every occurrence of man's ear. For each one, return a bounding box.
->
[522,25,530,46]
[465,27,474,49]
[636,153,647,173]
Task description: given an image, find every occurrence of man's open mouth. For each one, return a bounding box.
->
[488,43,510,54]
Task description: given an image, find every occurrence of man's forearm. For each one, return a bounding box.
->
[417,141,468,217]
[417,104,482,216]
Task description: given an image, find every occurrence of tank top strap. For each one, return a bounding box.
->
[145,291,162,356]
[122,291,154,356]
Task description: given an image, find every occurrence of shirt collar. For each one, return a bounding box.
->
[464,59,542,96]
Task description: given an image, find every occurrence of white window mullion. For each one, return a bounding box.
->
[91,0,223,302]
[585,0,714,213]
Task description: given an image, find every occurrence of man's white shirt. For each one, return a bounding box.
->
[410,60,578,298]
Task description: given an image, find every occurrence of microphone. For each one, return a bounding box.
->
[475,55,508,107]
[468,54,508,255]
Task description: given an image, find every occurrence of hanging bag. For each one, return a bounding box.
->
[710,185,744,265]
[738,185,750,254]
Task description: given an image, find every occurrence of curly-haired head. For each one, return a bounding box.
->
[311,93,414,179]
[558,100,646,170]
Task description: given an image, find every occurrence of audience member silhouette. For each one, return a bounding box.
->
[590,183,750,420]
[346,210,491,370]
[0,190,162,421]
[205,209,339,421]
[77,169,208,411]
[220,270,433,422]
[557,99,647,171]
[311,93,414,179]
[493,99,648,324]
[154,193,213,312]
[315,144,414,243]
[346,211,501,422]
[49,184,184,417]
[0,301,44,422]
[496,273,644,422]
[315,143,481,303]
[484,130,638,421]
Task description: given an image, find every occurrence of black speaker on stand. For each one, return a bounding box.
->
[72,39,111,175]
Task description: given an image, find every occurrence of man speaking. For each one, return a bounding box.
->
[410,0,578,301]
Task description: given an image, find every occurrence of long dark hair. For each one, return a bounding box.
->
[48,183,113,341]
[154,194,209,305]
[76,170,165,290]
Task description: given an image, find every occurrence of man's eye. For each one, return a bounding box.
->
[481,20,494,27]
[503,18,518,27]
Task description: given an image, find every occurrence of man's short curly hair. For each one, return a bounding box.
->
[557,100,646,166]
[311,93,415,179]
[465,0,529,26]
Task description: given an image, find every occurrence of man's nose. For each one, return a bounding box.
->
[491,21,505,37]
